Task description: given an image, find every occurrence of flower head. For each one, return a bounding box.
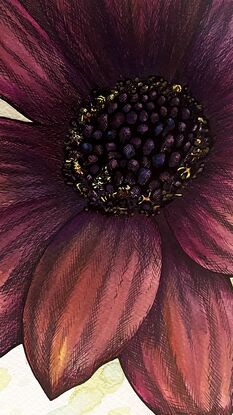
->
[0,1,232,414]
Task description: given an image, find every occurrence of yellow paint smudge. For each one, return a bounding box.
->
[9,410,23,415]
[51,337,68,387]
[108,408,131,415]
[48,360,124,415]
[0,367,11,391]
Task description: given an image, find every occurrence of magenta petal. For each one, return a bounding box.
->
[120,223,233,415]
[0,120,85,355]
[0,1,80,123]
[23,212,161,399]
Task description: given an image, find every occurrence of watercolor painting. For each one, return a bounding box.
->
[0,1,232,414]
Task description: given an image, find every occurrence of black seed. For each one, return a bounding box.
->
[127,111,138,124]
[170,107,178,118]
[150,112,159,123]
[161,134,174,151]
[92,130,102,140]
[123,144,136,159]
[142,94,148,102]
[149,90,157,100]
[160,106,167,117]
[152,153,166,167]
[83,125,94,138]
[151,189,162,201]
[149,180,160,191]
[137,124,148,134]
[128,159,140,172]
[130,136,142,149]
[146,101,155,111]
[157,95,166,106]
[182,108,190,120]
[130,186,141,198]
[112,112,125,128]
[176,134,184,148]
[119,93,127,103]
[130,93,139,103]
[143,139,155,155]
[166,118,175,130]
[169,152,181,167]
[106,142,117,151]
[108,102,118,114]
[90,164,99,174]
[108,159,118,170]
[154,123,163,136]
[81,142,93,153]
[88,154,98,164]
[98,114,108,131]
[134,102,143,111]
[170,97,180,106]
[122,104,132,113]
[139,110,148,122]
[106,130,117,140]
[119,127,131,142]
[178,122,186,132]
[138,167,152,185]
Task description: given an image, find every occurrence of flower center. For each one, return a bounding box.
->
[63,76,212,216]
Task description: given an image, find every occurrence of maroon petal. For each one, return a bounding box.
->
[23,212,161,399]
[179,0,233,118]
[0,0,80,123]
[21,0,208,88]
[165,140,233,274]
[0,120,85,356]
[0,118,80,206]
[120,222,233,415]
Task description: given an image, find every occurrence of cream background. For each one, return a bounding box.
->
[0,99,153,415]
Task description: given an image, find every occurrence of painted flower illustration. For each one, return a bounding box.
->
[0,1,232,414]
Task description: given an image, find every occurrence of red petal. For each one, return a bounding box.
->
[120,223,233,415]
[23,212,161,399]
[0,120,85,356]
[0,1,79,123]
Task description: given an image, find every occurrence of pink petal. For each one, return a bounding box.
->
[23,212,161,399]
[0,120,85,356]
[120,223,233,415]
[0,1,80,123]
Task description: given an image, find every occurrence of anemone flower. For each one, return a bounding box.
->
[0,1,232,414]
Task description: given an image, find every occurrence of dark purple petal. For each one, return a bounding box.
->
[0,119,85,356]
[23,212,161,399]
[21,0,209,87]
[179,0,233,118]
[0,0,80,123]
[120,220,233,415]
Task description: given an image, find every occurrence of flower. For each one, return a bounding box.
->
[0,1,232,414]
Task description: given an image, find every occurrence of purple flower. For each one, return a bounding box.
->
[0,1,232,414]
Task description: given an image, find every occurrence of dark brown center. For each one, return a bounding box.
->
[63,76,212,216]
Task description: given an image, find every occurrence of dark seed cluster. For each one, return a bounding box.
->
[63,76,212,216]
